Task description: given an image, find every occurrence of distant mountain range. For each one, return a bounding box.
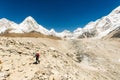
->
[0,6,120,39]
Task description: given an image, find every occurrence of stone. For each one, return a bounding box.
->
[25,75,28,78]
[22,62,26,66]
[0,66,3,71]
[0,72,10,79]
[49,75,55,80]
[18,68,24,72]
[3,67,9,71]
[0,60,2,64]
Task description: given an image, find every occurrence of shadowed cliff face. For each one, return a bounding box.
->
[103,27,120,39]
[111,28,120,38]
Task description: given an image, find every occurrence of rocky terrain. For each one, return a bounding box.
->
[0,37,120,80]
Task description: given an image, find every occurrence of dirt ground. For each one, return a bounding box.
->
[0,37,120,80]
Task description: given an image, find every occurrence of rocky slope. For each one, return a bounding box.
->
[0,37,120,80]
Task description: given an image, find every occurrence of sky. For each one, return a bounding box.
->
[0,0,120,32]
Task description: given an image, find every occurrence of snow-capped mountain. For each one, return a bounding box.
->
[56,30,73,39]
[0,18,19,33]
[49,29,57,36]
[0,6,120,39]
[60,6,120,39]
[73,28,83,38]
[0,16,51,35]
[19,16,50,35]
[77,6,120,39]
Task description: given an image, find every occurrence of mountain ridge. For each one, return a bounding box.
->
[0,6,120,39]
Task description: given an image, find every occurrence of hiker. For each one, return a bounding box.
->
[35,52,40,64]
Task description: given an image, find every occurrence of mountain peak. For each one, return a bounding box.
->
[50,28,55,32]
[0,18,10,22]
[24,16,36,22]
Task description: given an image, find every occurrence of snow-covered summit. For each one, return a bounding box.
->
[19,16,50,35]
[49,28,57,36]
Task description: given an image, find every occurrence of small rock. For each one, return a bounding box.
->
[18,69,23,72]
[0,72,10,79]
[3,67,9,71]
[42,73,45,75]
[4,73,10,78]
[0,66,3,71]
[22,62,26,66]
[17,51,22,54]
[49,75,55,80]
[0,60,2,64]
[0,72,4,77]
[25,75,28,78]
[24,46,30,50]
